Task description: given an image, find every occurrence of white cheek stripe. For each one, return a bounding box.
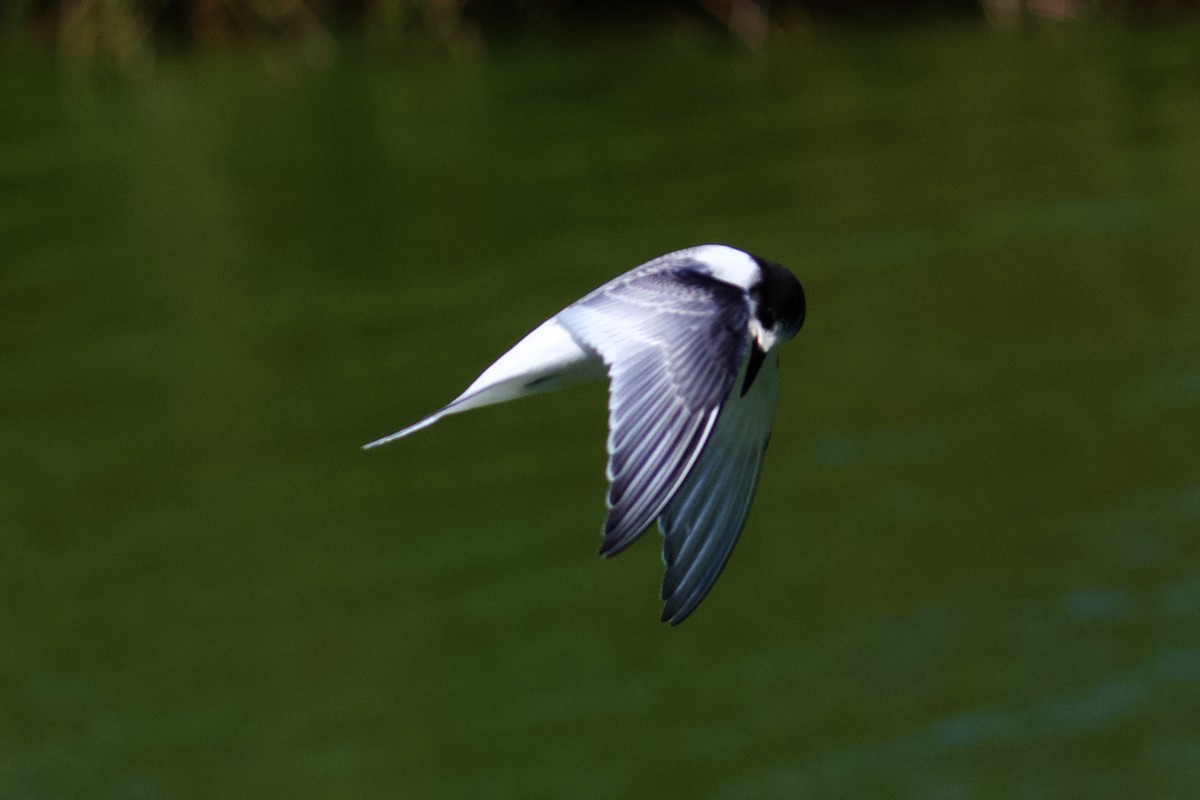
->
[749,318,777,352]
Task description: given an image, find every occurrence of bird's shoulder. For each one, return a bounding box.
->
[579,252,752,317]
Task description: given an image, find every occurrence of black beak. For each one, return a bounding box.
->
[741,342,767,397]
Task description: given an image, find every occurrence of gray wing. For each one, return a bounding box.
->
[658,350,780,625]
[556,264,751,557]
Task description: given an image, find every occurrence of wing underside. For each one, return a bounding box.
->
[658,350,780,625]
[556,262,751,559]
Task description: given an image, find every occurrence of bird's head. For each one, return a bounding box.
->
[750,257,806,351]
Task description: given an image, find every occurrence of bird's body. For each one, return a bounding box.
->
[366,244,805,624]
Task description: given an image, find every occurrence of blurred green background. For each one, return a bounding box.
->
[3,2,1200,798]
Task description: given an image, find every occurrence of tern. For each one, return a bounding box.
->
[365,244,806,624]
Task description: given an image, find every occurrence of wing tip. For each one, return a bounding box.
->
[598,526,643,558]
[656,550,738,628]
[660,567,704,624]
[660,600,696,626]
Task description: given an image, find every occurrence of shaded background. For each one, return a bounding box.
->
[3,2,1200,797]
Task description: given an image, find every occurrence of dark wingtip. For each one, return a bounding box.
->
[741,343,767,397]
[598,508,654,557]
[660,603,692,626]
[598,528,638,558]
[660,585,699,624]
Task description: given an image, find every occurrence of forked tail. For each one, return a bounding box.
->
[361,382,511,450]
[361,410,449,450]
[363,317,600,451]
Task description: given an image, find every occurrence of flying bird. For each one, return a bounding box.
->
[365,244,806,624]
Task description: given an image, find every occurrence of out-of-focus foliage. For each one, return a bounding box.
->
[6,0,1200,67]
